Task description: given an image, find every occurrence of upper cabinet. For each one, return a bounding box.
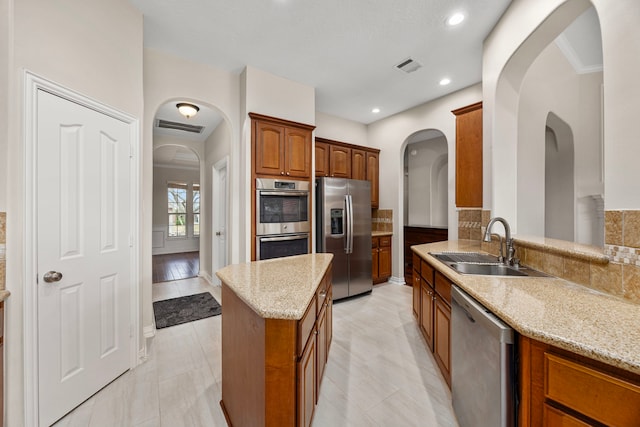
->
[251,113,314,179]
[452,102,483,208]
[329,144,351,178]
[315,140,330,177]
[315,137,380,208]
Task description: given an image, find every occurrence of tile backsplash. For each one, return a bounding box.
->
[460,208,640,304]
[372,209,393,232]
[0,212,5,290]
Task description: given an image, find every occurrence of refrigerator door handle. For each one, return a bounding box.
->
[346,194,354,254]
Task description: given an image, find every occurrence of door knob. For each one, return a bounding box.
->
[43,271,63,283]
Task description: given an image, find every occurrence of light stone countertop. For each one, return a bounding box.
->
[215,253,333,320]
[0,290,9,302]
[372,231,392,237]
[412,240,640,375]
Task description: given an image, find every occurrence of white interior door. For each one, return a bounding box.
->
[36,89,132,426]
[212,158,228,282]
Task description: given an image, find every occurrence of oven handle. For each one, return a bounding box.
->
[258,234,308,243]
[258,190,309,197]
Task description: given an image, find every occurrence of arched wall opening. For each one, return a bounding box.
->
[403,129,449,227]
[492,0,604,246]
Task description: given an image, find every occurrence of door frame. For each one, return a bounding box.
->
[22,71,141,426]
[211,156,229,284]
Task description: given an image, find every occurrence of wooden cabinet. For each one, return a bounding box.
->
[412,254,452,388]
[251,113,314,179]
[372,235,392,284]
[315,140,330,177]
[329,144,351,178]
[404,226,448,285]
[315,137,380,207]
[519,336,640,427]
[366,151,379,208]
[452,102,482,208]
[351,149,366,180]
[221,266,332,427]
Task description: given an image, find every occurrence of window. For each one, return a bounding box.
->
[168,182,188,237]
[193,184,200,237]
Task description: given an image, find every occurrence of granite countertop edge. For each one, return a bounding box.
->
[372,231,393,237]
[412,240,640,376]
[215,253,333,321]
[0,290,9,302]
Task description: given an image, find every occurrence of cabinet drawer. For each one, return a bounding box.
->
[371,237,379,249]
[543,403,591,427]
[316,276,328,314]
[379,236,391,247]
[434,271,451,305]
[298,297,318,356]
[420,260,434,286]
[544,352,640,426]
[413,253,421,275]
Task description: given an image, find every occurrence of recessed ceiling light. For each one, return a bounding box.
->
[439,78,451,86]
[447,13,465,26]
[372,108,381,114]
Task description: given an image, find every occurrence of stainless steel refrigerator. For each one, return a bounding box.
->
[316,177,372,300]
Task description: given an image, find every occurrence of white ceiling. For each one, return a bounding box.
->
[136,1,603,140]
[154,145,200,169]
[131,0,513,125]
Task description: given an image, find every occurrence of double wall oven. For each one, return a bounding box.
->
[255,178,310,260]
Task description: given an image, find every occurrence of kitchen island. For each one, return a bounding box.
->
[412,240,640,426]
[216,253,333,427]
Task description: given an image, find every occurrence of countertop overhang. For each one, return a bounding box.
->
[215,253,333,320]
[412,240,640,375]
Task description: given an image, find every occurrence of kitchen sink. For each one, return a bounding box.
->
[429,251,550,277]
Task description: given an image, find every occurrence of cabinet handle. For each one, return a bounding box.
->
[280,171,285,175]
[286,172,290,176]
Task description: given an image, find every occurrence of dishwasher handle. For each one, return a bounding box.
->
[451,285,514,344]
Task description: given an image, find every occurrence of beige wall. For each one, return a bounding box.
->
[484,0,640,231]
[315,112,368,147]
[367,83,483,281]
[3,0,143,425]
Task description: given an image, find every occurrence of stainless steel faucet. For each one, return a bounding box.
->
[483,217,517,266]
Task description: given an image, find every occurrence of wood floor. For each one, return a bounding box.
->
[152,252,199,283]
[53,279,459,427]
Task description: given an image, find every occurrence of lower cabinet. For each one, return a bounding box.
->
[412,254,452,388]
[434,295,451,388]
[297,271,332,427]
[519,335,640,427]
[372,235,392,284]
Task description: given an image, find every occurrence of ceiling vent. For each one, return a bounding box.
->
[395,58,422,73]
[156,119,204,134]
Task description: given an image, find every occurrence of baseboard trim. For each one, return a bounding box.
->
[388,275,406,285]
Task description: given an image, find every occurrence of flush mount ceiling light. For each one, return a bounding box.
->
[439,78,451,86]
[447,13,465,26]
[372,107,381,114]
[176,103,200,119]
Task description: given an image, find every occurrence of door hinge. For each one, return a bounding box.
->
[130,324,134,338]
[129,235,133,247]
[129,142,134,159]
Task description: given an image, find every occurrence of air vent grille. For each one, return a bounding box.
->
[156,119,204,134]
[395,57,422,73]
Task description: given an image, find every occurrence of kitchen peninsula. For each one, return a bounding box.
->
[413,240,640,426]
[216,253,333,427]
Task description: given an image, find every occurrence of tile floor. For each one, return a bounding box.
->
[54,278,458,426]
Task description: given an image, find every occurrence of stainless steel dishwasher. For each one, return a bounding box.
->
[451,285,516,427]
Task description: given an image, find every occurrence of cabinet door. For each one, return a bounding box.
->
[315,141,330,177]
[366,151,379,208]
[316,305,327,401]
[326,287,332,355]
[420,284,434,351]
[351,149,366,180]
[298,331,316,427]
[434,296,451,387]
[543,404,592,427]
[378,246,391,280]
[285,127,311,178]
[412,269,421,319]
[255,121,285,176]
[453,103,482,207]
[329,145,351,178]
